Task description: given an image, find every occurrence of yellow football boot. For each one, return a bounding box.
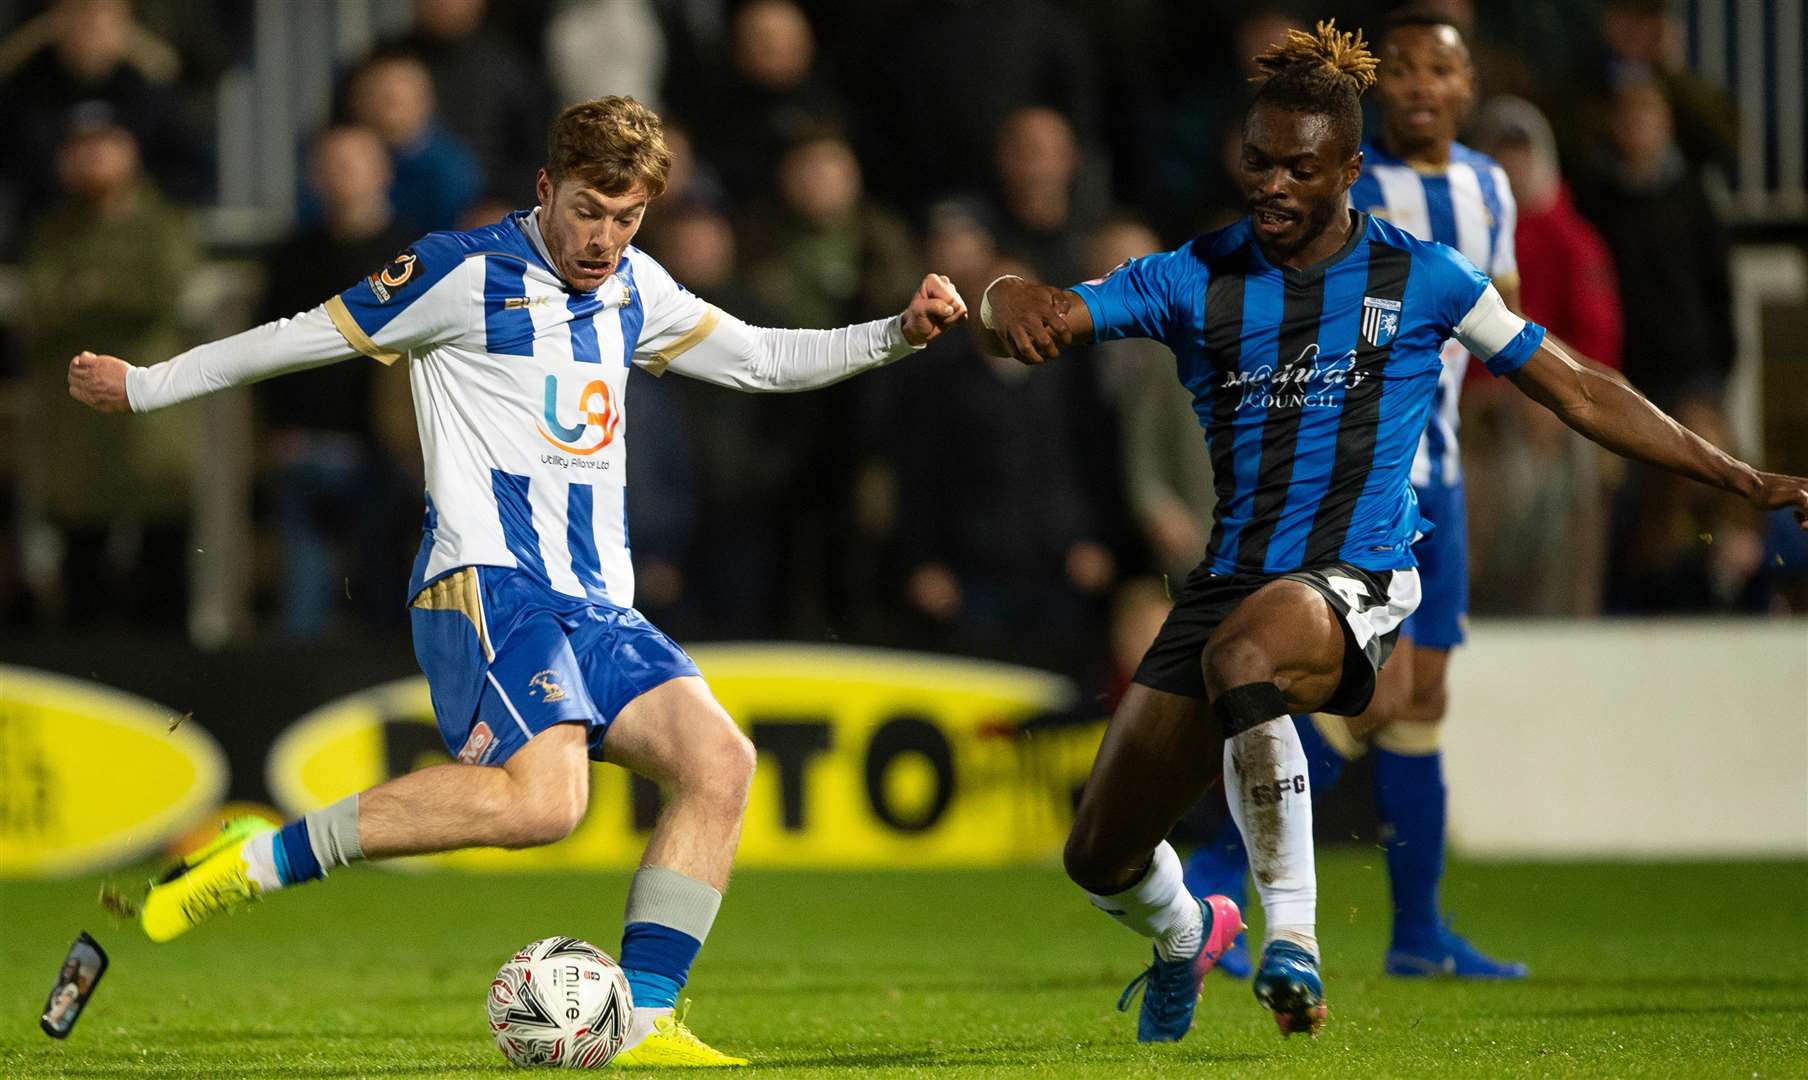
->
[611,1002,748,1068]
[140,816,275,943]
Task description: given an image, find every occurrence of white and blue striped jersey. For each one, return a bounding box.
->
[125,208,918,610]
[1349,142,1517,489]
[324,210,716,606]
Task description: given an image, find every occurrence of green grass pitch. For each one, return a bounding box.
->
[4,853,1805,1078]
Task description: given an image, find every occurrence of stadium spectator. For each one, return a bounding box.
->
[19,114,197,627]
[894,261,1113,671]
[1463,96,1622,617]
[848,0,1101,214]
[339,49,480,233]
[544,0,664,111]
[635,203,792,638]
[381,0,553,205]
[1140,10,1302,242]
[1555,0,1738,176]
[1605,400,1770,614]
[0,0,204,247]
[680,0,844,208]
[256,126,415,639]
[744,130,918,332]
[1099,217,1214,585]
[1574,72,1734,414]
[983,106,1107,286]
[622,363,698,632]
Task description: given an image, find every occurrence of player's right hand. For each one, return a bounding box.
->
[980,277,1073,365]
[1750,471,1808,527]
[68,351,132,413]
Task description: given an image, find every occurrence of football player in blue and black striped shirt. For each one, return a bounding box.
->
[1184,7,1530,983]
[981,20,1808,1044]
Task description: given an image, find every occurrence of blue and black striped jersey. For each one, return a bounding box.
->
[1073,211,1542,576]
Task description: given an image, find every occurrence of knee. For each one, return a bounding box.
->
[504,763,589,848]
[1410,681,1448,725]
[507,783,587,848]
[1062,822,1136,895]
[678,713,756,814]
[1201,632,1273,699]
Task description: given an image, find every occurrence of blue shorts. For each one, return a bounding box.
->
[1403,480,1467,650]
[409,566,700,765]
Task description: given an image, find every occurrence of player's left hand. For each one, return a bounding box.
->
[68,351,132,413]
[900,274,967,346]
[1750,471,1808,527]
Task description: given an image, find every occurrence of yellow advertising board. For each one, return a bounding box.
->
[0,666,227,877]
[267,645,1105,870]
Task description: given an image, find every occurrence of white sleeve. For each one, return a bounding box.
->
[641,305,921,392]
[1492,165,1519,283]
[626,247,921,391]
[125,305,363,412]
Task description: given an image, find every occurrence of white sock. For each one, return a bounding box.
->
[1085,841,1204,962]
[241,833,284,893]
[1224,716,1318,958]
[624,1005,674,1049]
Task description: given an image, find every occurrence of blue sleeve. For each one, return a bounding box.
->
[1423,240,1545,376]
[1070,247,1196,346]
[333,231,470,339]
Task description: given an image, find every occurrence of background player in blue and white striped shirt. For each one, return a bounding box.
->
[68,96,967,1068]
[982,21,1808,1045]
[1184,7,1529,981]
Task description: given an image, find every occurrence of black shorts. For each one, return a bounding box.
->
[1132,560,1423,716]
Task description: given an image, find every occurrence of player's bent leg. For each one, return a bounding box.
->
[1202,579,1350,1035]
[139,722,592,944]
[1377,648,1527,980]
[1064,684,1243,1043]
[600,675,753,1067]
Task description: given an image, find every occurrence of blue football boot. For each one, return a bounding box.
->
[1115,895,1243,1043]
[1252,939,1327,1036]
[1386,923,1529,979]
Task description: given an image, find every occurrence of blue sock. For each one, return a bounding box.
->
[1291,714,1348,793]
[1183,819,1248,906]
[620,922,701,1010]
[272,819,324,886]
[1373,747,1446,950]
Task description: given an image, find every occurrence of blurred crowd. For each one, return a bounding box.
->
[1,0,1804,684]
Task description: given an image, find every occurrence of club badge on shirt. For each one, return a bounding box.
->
[368,250,420,303]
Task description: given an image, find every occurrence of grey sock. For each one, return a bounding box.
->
[303,793,364,872]
[623,866,722,944]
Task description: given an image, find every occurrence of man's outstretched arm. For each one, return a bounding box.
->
[67,306,365,414]
[648,273,966,392]
[1508,335,1808,522]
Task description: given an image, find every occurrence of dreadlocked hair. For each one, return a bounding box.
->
[1247,20,1378,158]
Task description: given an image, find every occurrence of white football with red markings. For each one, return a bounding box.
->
[488,936,632,1069]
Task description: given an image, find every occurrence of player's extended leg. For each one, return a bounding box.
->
[1376,645,1527,979]
[1063,683,1246,1043]
[1201,579,1352,1036]
[597,674,755,1067]
[139,719,592,942]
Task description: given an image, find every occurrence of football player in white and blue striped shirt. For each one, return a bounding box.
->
[69,96,967,1067]
[1184,8,1529,980]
